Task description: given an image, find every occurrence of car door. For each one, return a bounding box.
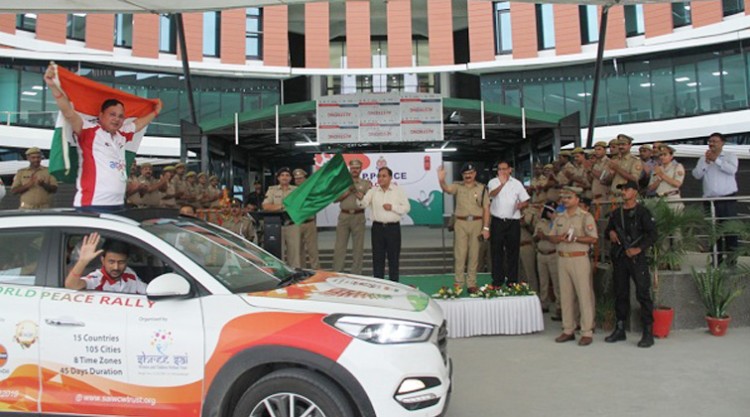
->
[0,227,48,413]
[38,228,204,417]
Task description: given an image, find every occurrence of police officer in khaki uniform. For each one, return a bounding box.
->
[11,147,58,209]
[223,198,256,242]
[551,186,598,346]
[556,151,576,188]
[137,163,166,208]
[263,167,301,268]
[438,163,490,291]
[590,141,611,203]
[125,162,142,208]
[293,168,320,269]
[648,145,685,209]
[534,202,560,316]
[519,205,538,291]
[530,164,546,204]
[542,164,559,203]
[160,166,178,208]
[196,172,209,209]
[569,147,592,198]
[609,135,643,197]
[183,171,199,207]
[333,159,372,274]
[173,163,188,206]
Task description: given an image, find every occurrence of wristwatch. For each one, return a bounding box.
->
[482,226,490,231]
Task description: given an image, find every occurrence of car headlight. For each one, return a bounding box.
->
[324,314,434,344]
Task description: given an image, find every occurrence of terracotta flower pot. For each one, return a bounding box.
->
[706,316,731,336]
[652,306,674,338]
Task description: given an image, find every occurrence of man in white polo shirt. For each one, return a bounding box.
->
[65,232,147,295]
[487,161,530,286]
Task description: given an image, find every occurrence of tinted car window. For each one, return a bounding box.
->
[0,229,45,285]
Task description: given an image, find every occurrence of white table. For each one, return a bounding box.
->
[435,296,545,338]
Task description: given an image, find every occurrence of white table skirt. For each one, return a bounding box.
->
[435,296,545,338]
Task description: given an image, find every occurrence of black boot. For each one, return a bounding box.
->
[638,325,655,348]
[605,321,626,343]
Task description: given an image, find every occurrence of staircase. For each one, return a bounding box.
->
[317,246,454,276]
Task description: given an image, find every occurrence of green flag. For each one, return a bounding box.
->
[284,154,354,224]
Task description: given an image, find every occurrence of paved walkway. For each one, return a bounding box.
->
[446,314,750,417]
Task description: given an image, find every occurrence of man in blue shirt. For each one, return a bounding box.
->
[692,132,739,264]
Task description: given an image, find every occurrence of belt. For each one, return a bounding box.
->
[521,241,532,246]
[492,216,519,222]
[659,190,680,197]
[304,218,315,224]
[456,215,482,221]
[373,221,400,226]
[537,249,556,255]
[342,209,365,214]
[558,251,588,258]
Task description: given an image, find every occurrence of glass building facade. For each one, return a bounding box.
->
[0,60,280,137]
[481,40,750,128]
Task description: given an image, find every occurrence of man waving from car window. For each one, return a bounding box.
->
[65,232,147,294]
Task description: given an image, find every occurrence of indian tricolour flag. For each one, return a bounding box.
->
[47,64,160,182]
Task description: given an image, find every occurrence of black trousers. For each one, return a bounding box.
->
[490,217,520,285]
[372,222,401,282]
[612,254,654,326]
[706,196,738,264]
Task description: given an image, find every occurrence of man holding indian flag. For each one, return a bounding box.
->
[44,62,162,213]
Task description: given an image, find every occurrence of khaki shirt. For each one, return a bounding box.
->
[520,206,537,244]
[223,216,256,241]
[531,175,547,203]
[534,218,557,253]
[161,180,177,208]
[557,162,576,187]
[553,207,598,252]
[138,175,162,208]
[443,181,489,217]
[650,161,685,197]
[339,178,372,211]
[263,185,297,212]
[173,175,187,204]
[590,156,611,199]
[11,166,57,208]
[206,185,222,208]
[611,153,643,194]
[570,163,591,191]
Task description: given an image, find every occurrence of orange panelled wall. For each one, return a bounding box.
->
[691,0,724,28]
[178,13,203,62]
[36,15,66,43]
[553,4,581,55]
[263,6,289,66]
[305,2,330,68]
[387,0,413,67]
[346,0,371,68]
[427,0,453,66]
[604,6,626,51]
[643,4,673,38]
[221,9,246,65]
[85,14,114,52]
[510,3,538,59]
[132,14,159,59]
[0,15,16,34]
[467,0,494,63]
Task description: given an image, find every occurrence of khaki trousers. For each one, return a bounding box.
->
[333,212,366,274]
[558,255,595,337]
[299,220,320,269]
[283,224,301,269]
[536,252,558,309]
[519,243,537,291]
[453,219,482,287]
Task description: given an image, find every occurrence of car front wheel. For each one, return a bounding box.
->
[233,368,354,417]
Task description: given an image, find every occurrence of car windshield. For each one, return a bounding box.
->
[141,217,294,293]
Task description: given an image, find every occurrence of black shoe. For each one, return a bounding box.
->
[605,321,626,343]
[551,315,562,322]
[638,325,655,348]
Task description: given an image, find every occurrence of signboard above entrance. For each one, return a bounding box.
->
[317,92,443,144]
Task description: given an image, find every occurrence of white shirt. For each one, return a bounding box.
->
[82,266,147,294]
[691,150,738,197]
[487,176,530,219]
[74,119,137,207]
[357,183,410,223]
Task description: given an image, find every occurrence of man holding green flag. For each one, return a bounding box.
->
[283,154,354,227]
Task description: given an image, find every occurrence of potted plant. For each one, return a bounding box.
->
[691,261,744,336]
[642,198,706,338]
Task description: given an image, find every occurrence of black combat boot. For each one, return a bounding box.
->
[638,325,655,348]
[605,320,626,343]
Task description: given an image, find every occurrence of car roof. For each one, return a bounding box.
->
[0,208,186,225]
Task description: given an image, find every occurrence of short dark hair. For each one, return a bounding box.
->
[101,239,130,258]
[709,132,725,142]
[496,161,513,169]
[101,99,124,113]
[378,167,393,177]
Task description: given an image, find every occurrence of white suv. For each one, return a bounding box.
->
[0,209,451,417]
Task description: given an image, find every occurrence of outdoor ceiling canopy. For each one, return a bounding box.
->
[0,0,695,14]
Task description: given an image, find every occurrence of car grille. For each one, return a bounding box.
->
[437,320,448,365]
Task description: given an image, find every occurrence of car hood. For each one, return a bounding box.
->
[242,271,439,318]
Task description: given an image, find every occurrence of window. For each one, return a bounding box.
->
[246,8,263,59]
[494,2,513,55]
[672,3,692,28]
[0,229,46,286]
[114,14,133,48]
[66,14,86,41]
[159,14,177,53]
[16,14,37,32]
[722,0,744,16]
[203,12,221,57]
[535,4,555,50]
[579,5,599,44]
[624,5,645,37]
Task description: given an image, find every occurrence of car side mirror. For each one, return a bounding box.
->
[146,272,191,300]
